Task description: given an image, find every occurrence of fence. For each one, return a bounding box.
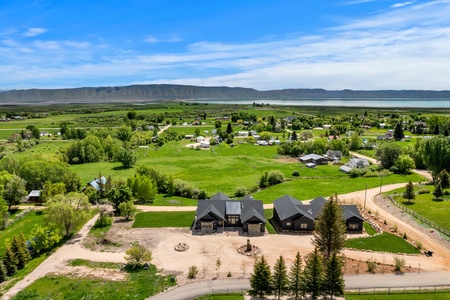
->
[388,193,450,237]
[347,285,450,295]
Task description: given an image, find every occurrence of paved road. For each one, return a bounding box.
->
[148,271,450,300]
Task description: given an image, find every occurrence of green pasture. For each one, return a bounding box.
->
[0,210,46,255]
[264,209,276,234]
[12,263,175,300]
[132,211,196,228]
[69,259,123,269]
[346,293,450,300]
[345,232,421,254]
[363,222,377,236]
[389,186,450,232]
[194,294,244,300]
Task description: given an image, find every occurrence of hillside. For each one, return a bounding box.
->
[1,84,450,104]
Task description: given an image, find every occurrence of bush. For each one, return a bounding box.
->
[267,170,285,186]
[415,240,423,250]
[292,170,300,177]
[188,266,199,279]
[393,255,406,273]
[418,188,430,194]
[94,215,112,228]
[125,243,152,268]
[403,232,407,239]
[349,168,367,178]
[367,258,377,273]
[234,186,249,197]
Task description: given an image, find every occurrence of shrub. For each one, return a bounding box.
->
[366,258,377,273]
[267,170,285,186]
[234,186,249,197]
[188,266,199,279]
[403,232,407,239]
[124,243,152,268]
[393,255,406,273]
[94,215,112,228]
[227,271,232,277]
[292,170,300,177]
[418,188,430,194]
[415,240,423,250]
[392,223,398,232]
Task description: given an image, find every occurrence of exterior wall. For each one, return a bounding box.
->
[293,216,314,231]
[346,217,363,232]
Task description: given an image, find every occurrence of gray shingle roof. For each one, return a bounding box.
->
[226,201,241,215]
[210,192,230,201]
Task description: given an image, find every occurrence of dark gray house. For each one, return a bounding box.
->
[193,192,266,235]
[272,195,363,233]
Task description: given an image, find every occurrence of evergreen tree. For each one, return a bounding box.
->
[288,251,305,300]
[313,193,347,259]
[249,255,272,298]
[303,248,325,300]
[433,124,440,135]
[11,234,31,269]
[272,255,288,300]
[0,260,8,283]
[393,123,404,140]
[226,122,233,134]
[3,245,18,276]
[433,180,444,199]
[403,180,415,203]
[324,251,345,299]
[291,130,298,141]
[444,127,449,137]
[439,169,450,190]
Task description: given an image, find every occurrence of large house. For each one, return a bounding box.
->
[192,192,266,235]
[272,195,363,233]
[299,154,328,166]
[340,157,370,173]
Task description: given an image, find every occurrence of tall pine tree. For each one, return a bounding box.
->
[394,123,404,140]
[3,245,18,276]
[0,260,8,283]
[289,251,305,300]
[403,180,415,203]
[303,248,325,300]
[272,255,288,300]
[324,251,345,299]
[249,255,272,298]
[313,193,347,259]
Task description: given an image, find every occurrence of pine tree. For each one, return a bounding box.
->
[444,127,449,137]
[0,260,8,283]
[303,248,325,300]
[394,123,404,140]
[439,169,450,190]
[433,180,444,199]
[291,130,298,141]
[226,122,233,134]
[249,255,272,298]
[313,193,347,259]
[288,251,304,300]
[403,180,415,203]
[272,255,288,300]
[10,234,31,270]
[3,245,18,276]
[324,251,345,299]
[433,124,440,135]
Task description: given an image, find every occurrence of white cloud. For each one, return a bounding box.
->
[144,36,182,43]
[391,1,415,8]
[23,27,48,37]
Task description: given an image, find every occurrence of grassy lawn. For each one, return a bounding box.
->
[132,211,195,228]
[193,294,244,300]
[346,293,450,300]
[389,187,450,232]
[345,232,421,254]
[264,209,276,234]
[0,210,46,255]
[69,258,123,269]
[12,264,175,300]
[363,222,377,236]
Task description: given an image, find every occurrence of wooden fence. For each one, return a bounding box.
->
[347,285,450,295]
[388,194,450,237]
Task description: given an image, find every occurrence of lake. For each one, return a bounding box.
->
[189,98,450,108]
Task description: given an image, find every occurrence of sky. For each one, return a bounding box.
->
[1,0,450,91]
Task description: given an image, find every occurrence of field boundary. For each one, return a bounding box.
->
[388,194,450,237]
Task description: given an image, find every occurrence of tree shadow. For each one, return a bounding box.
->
[401,201,415,206]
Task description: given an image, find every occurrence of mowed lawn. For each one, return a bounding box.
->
[345,232,421,254]
[391,187,450,232]
[132,211,196,228]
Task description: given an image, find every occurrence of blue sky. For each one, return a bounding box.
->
[1,0,450,90]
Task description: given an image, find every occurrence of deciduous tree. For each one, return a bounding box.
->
[30,224,62,254]
[119,200,137,221]
[125,243,152,268]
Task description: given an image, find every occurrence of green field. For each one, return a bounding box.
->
[132,211,196,228]
[345,232,421,254]
[12,264,175,300]
[389,187,450,232]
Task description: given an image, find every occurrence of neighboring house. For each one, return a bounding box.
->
[347,158,370,169]
[325,150,343,162]
[84,176,107,192]
[272,195,363,233]
[192,192,266,235]
[299,154,328,165]
[27,190,41,203]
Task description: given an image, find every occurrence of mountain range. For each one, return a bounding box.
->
[1,84,450,104]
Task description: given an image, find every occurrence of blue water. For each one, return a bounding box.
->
[189,98,450,108]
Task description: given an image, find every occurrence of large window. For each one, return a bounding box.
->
[286,222,291,226]
[201,222,213,230]
[300,223,308,229]
[349,223,359,229]
[228,215,239,225]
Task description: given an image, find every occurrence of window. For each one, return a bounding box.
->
[286,222,291,226]
[349,223,359,229]
[201,222,213,230]
[228,215,239,225]
[300,223,308,229]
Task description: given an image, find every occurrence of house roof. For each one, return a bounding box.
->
[226,201,241,215]
[87,176,107,191]
[340,165,352,173]
[27,190,40,197]
[241,195,254,201]
[341,205,364,221]
[309,196,327,206]
[349,158,370,167]
[241,207,265,223]
[299,154,326,161]
[210,192,230,201]
[196,201,225,221]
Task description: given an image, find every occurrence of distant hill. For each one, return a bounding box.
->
[0,84,450,104]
